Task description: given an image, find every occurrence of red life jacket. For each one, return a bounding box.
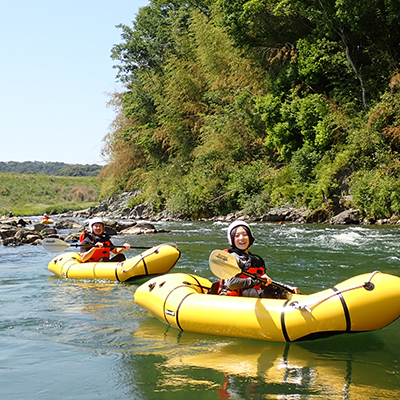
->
[217,249,265,296]
[79,231,111,262]
[88,244,111,262]
[218,281,240,296]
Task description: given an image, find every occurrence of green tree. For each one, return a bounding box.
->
[217,0,400,108]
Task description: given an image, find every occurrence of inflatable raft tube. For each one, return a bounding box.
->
[134,271,400,342]
[48,243,180,281]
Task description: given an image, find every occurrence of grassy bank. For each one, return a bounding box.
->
[0,173,100,216]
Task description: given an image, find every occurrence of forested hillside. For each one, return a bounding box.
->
[101,0,400,220]
[0,161,102,176]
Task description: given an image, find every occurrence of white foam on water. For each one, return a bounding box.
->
[332,231,362,245]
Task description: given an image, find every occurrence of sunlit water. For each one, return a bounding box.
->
[1,220,400,399]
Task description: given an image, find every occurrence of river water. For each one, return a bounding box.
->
[1,220,400,399]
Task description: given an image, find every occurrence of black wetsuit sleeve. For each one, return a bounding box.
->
[80,236,95,253]
[225,276,257,290]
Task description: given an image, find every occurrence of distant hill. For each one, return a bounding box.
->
[0,161,103,177]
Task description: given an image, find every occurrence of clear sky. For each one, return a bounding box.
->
[0,0,149,165]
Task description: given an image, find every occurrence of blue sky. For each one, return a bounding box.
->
[0,0,149,165]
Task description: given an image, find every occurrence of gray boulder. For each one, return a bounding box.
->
[55,219,83,230]
[330,209,360,225]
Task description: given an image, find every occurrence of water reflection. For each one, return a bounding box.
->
[120,318,400,399]
[44,264,400,399]
[3,221,400,399]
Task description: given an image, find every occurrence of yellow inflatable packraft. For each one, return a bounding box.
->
[134,271,400,342]
[48,244,180,281]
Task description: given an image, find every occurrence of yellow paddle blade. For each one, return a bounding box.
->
[209,249,296,293]
[42,238,71,252]
[209,250,241,280]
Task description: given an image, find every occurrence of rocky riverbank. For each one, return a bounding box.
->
[2,191,399,247]
[58,191,400,226]
[0,215,168,247]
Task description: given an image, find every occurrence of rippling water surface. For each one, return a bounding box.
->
[1,220,400,399]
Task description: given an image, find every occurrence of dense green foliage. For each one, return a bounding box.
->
[102,0,400,219]
[0,161,102,176]
[0,173,100,216]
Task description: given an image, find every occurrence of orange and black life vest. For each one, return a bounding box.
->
[218,248,265,296]
[80,231,111,262]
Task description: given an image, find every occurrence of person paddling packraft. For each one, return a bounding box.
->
[80,217,130,263]
[217,220,300,298]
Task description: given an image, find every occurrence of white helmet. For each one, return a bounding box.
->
[89,217,104,232]
[227,220,255,246]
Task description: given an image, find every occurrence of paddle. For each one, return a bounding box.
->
[42,238,175,252]
[209,250,297,294]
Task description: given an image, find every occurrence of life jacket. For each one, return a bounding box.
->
[218,280,240,296]
[217,249,265,296]
[80,231,111,262]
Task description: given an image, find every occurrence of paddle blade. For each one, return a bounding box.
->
[209,250,241,280]
[209,250,297,294]
[42,238,70,252]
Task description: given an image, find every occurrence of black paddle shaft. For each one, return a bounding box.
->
[241,270,296,294]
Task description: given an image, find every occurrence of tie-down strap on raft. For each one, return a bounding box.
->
[117,243,177,273]
[292,270,380,313]
[119,246,162,273]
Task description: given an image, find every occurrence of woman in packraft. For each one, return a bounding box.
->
[80,217,130,263]
[218,220,299,298]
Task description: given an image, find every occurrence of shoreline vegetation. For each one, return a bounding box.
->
[0,171,100,217]
[1,190,398,249]
[64,191,399,226]
[1,189,399,248]
[100,1,400,224]
[1,172,400,227]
